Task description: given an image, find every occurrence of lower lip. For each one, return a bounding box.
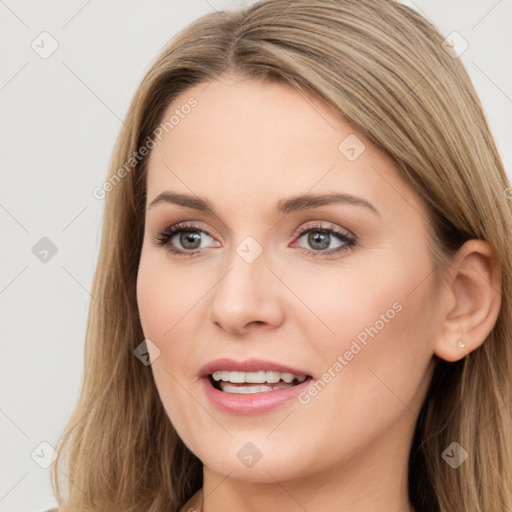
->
[201,377,312,415]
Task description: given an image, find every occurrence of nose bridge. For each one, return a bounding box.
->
[208,235,284,333]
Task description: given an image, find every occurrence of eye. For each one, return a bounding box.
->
[291,222,356,257]
[152,222,218,257]
[151,221,357,258]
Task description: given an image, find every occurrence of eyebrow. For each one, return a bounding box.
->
[148,191,380,217]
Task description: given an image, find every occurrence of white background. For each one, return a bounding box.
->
[1,1,511,511]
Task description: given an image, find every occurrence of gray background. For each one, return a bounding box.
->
[1,1,511,511]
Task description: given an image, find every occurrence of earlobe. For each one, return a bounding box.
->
[435,337,470,363]
[433,239,501,363]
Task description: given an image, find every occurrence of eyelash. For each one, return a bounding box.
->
[152,222,357,258]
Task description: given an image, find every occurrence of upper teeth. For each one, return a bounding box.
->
[211,370,307,384]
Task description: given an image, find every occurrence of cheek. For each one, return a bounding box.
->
[136,255,210,427]
[279,267,434,472]
[281,262,400,351]
[287,252,435,403]
[136,255,203,341]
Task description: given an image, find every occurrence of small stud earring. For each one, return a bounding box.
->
[458,340,466,349]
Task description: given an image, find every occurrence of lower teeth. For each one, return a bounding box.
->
[218,381,296,394]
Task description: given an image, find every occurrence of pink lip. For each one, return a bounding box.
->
[198,357,313,415]
[200,375,312,415]
[198,357,311,378]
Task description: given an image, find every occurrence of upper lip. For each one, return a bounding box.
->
[199,358,312,378]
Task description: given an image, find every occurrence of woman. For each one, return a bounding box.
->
[50,0,512,510]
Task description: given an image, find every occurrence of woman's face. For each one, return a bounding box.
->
[137,75,440,483]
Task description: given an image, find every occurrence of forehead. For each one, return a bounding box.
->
[145,76,421,219]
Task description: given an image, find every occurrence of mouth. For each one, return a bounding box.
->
[208,370,312,394]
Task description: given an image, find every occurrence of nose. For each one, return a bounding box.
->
[207,245,285,336]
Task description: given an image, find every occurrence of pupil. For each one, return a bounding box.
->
[309,231,329,250]
[181,231,201,249]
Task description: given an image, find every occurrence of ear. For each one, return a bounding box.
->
[434,239,501,362]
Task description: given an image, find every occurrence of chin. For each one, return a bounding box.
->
[195,440,315,483]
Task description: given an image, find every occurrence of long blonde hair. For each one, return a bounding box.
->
[52,1,512,510]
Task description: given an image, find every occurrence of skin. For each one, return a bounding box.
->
[136,74,501,512]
